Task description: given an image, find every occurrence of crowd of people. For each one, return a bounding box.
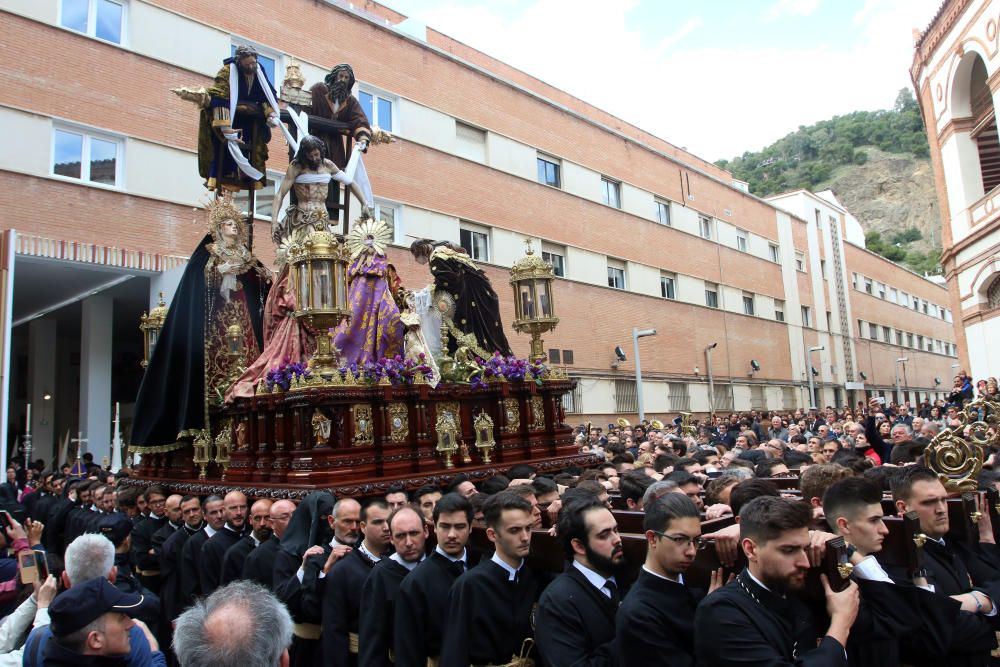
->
[0,369,996,665]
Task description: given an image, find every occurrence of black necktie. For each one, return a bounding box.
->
[605,579,619,605]
[449,560,465,577]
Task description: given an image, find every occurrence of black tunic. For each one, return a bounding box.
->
[616,568,702,667]
[359,557,414,667]
[694,570,847,667]
[199,524,244,595]
[220,534,257,586]
[242,534,280,588]
[393,550,482,666]
[535,565,620,667]
[131,513,168,594]
[158,521,201,658]
[179,526,214,607]
[321,546,380,667]
[439,559,541,667]
[885,539,1000,666]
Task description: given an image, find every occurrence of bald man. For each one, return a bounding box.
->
[221,498,274,585]
[244,499,296,589]
[200,491,249,595]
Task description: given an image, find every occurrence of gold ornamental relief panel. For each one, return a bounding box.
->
[352,404,374,446]
[437,401,461,431]
[503,399,520,434]
[530,397,545,431]
[388,403,409,443]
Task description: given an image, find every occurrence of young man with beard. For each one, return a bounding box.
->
[358,506,427,667]
[242,499,295,588]
[694,496,860,666]
[440,491,541,667]
[321,499,390,666]
[393,493,481,666]
[220,498,273,585]
[535,496,625,666]
[617,493,716,666]
[198,490,249,595]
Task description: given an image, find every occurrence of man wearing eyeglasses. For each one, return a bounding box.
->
[617,493,720,666]
[535,496,625,666]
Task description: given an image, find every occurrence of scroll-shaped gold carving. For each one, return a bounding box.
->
[214,419,233,472]
[925,428,983,493]
[531,397,545,431]
[388,403,409,443]
[352,404,374,447]
[503,399,520,434]
[438,402,461,431]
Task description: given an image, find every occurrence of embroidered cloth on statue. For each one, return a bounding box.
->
[333,251,404,366]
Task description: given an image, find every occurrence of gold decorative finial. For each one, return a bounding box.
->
[283,59,305,90]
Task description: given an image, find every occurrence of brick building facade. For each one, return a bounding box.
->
[0,0,958,465]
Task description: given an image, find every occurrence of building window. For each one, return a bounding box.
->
[922,301,929,314]
[52,126,122,186]
[236,170,283,222]
[906,332,914,347]
[548,349,561,364]
[359,88,395,131]
[601,177,621,208]
[736,230,749,252]
[896,331,903,346]
[455,121,487,162]
[863,277,873,294]
[857,319,865,338]
[901,292,910,308]
[917,335,924,349]
[769,243,780,263]
[61,0,125,44]
[826,311,832,332]
[660,273,676,299]
[795,252,806,272]
[668,383,690,411]
[459,225,490,262]
[889,287,898,304]
[877,282,886,299]
[607,260,626,290]
[541,245,566,278]
[742,293,755,316]
[801,305,811,327]
[705,282,719,309]
[882,326,891,343]
[774,300,785,322]
[373,201,401,243]
[912,298,920,312]
[869,322,878,339]
[699,216,713,240]
[537,155,561,188]
[614,379,638,413]
[655,199,671,226]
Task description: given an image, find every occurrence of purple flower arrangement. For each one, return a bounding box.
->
[338,354,435,386]
[265,357,311,392]
[473,353,548,388]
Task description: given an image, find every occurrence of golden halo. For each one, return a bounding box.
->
[345,217,392,260]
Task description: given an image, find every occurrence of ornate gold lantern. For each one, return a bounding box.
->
[288,227,351,378]
[474,412,496,463]
[436,412,460,469]
[139,292,168,369]
[225,323,245,385]
[509,239,559,363]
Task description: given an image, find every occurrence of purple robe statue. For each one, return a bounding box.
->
[333,249,404,366]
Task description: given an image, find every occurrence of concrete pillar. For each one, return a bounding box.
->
[80,295,112,465]
[27,319,56,465]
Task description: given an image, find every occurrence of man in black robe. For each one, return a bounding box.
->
[410,239,512,357]
[220,497,272,585]
[536,496,625,666]
[694,496,859,666]
[440,491,540,667]
[43,479,83,555]
[242,499,294,588]
[394,493,481,666]
[144,493,183,594]
[617,493,708,666]
[272,492,335,667]
[199,491,248,595]
[885,466,1000,666]
[321,499,390,666]
[179,495,225,609]
[158,495,204,664]
[359,506,426,667]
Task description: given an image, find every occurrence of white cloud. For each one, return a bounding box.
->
[397,0,942,161]
[767,0,822,21]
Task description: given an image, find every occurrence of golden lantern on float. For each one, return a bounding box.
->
[140,292,168,369]
[509,239,559,363]
[288,226,351,378]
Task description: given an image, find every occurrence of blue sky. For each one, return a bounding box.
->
[381,0,942,161]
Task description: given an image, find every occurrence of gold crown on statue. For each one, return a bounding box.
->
[205,195,248,246]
